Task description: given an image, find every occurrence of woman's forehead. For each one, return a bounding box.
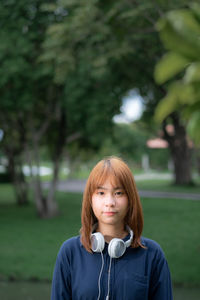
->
[94,174,122,188]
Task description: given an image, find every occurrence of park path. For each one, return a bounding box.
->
[43,177,200,201]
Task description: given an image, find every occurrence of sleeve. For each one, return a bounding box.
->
[51,243,72,300]
[149,247,173,300]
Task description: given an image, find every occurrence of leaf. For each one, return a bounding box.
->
[154,86,179,122]
[189,3,200,23]
[154,52,190,84]
[154,80,197,122]
[187,111,200,145]
[167,9,200,36]
[183,62,200,83]
[40,4,57,12]
[182,101,200,119]
[176,83,197,105]
[157,11,200,60]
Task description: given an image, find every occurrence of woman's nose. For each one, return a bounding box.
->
[105,193,115,206]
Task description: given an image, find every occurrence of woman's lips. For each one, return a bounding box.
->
[103,211,117,216]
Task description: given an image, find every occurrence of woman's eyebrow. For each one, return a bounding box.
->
[97,186,107,190]
[97,186,123,190]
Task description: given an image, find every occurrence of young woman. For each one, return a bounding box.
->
[51,156,173,300]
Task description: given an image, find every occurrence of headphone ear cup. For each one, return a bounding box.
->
[91,232,105,252]
[108,238,126,258]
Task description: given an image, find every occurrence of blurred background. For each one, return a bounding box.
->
[0,0,200,299]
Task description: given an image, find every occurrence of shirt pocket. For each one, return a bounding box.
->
[116,272,149,300]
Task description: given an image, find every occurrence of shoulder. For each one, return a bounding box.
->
[142,237,162,250]
[57,236,81,260]
[60,235,81,250]
[141,237,166,260]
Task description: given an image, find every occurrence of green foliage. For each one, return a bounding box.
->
[112,123,148,162]
[0,0,195,205]
[184,62,200,83]
[0,0,191,152]
[0,173,12,183]
[66,122,150,169]
[155,3,200,145]
[187,111,200,143]
[0,0,130,211]
[157,9,200,60]
[42,0,188,117]
[155,80,200,122]
[147,148,170,170]
[40,0,135,150]
[0,0,60,150]
[154,52,190,84]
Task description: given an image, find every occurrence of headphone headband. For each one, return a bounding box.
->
[91,224,134,258]
[125,225,133,247]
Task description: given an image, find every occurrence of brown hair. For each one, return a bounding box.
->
[80,156,144,252]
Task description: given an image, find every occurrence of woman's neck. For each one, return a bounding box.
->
[97,223,127,243]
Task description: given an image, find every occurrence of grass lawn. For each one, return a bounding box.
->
[135,177,200,193]
[0,184,200,287]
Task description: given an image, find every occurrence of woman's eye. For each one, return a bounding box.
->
[97,191,104,195]
[115,191,123,196]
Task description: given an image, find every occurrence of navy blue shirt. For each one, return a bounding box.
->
[51,236,173,300]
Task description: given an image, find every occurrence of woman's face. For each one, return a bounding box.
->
[91,177,129,229]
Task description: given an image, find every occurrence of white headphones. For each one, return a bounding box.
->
[91,225,133,258]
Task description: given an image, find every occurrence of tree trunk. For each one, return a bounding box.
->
[7,153,29,205]
[30,108,67,218]
[32,172,59,218]
[170,142,192,185]
[30,136,59,218]
[162,113,193,185]
[46,158,60,217]
[14,172,29,206]
[195,148,200,176]
[46,109,67,217]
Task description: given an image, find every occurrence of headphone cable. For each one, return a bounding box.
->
[106,257,112,300]
[97,251,104,300]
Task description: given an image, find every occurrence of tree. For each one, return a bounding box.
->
[155,3,200,144]
[0,0,66,214]
[0,0,123,217]
[41,0,194,185]
[0,0,194,216]
[154,3,200,181]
